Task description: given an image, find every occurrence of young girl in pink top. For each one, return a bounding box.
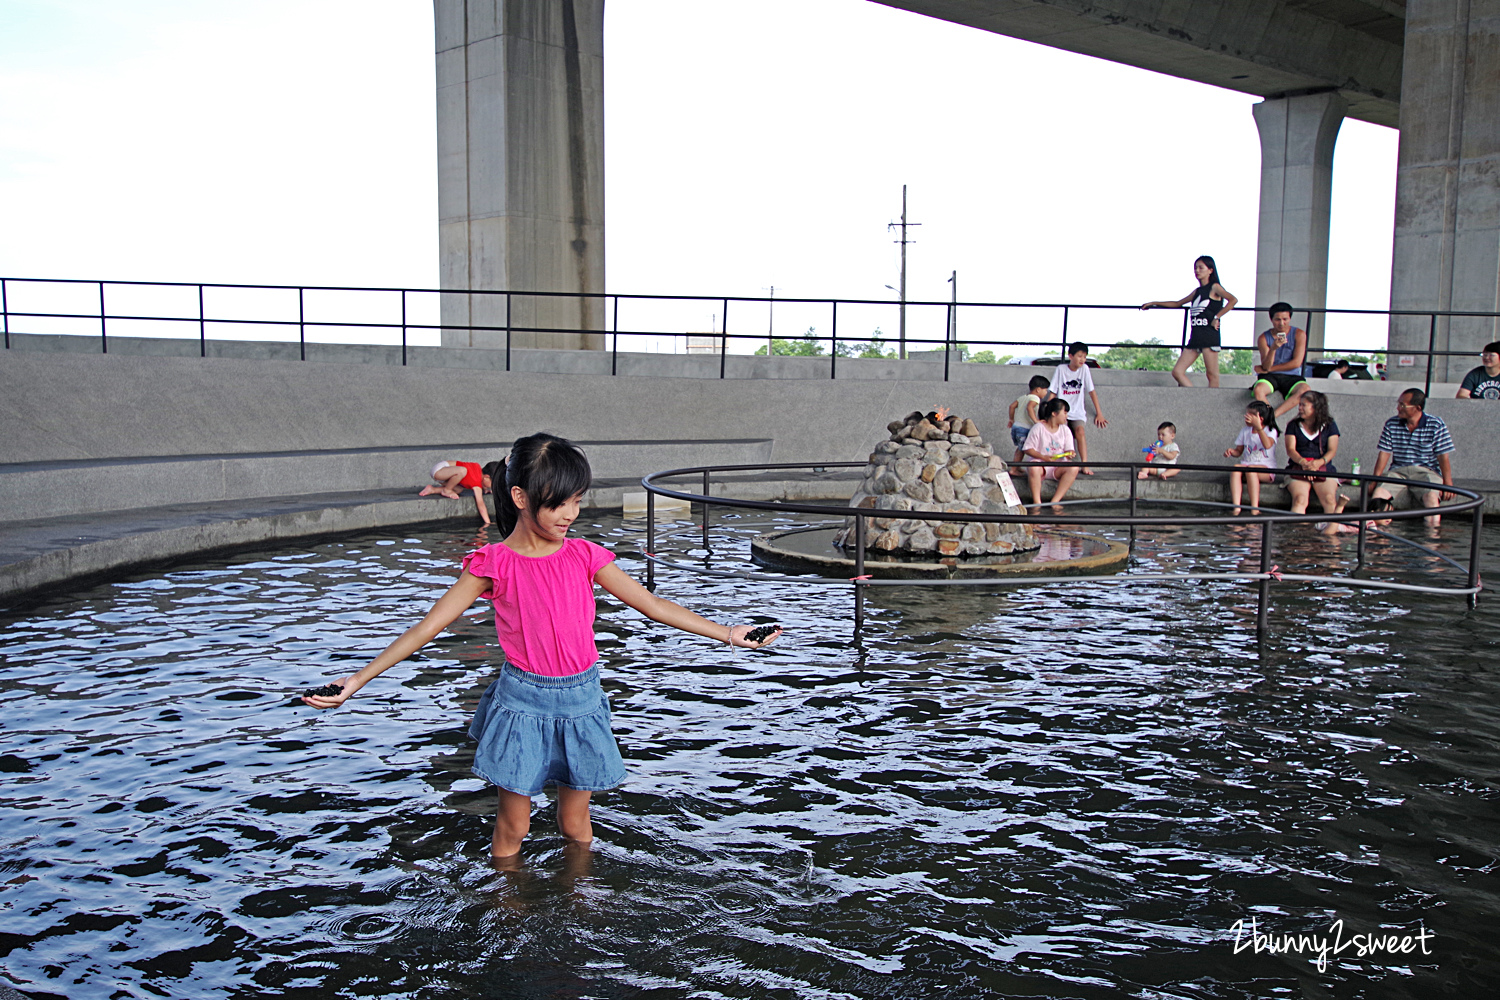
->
[304,433,781,859]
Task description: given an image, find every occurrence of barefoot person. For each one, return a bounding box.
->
[1022,398,1080,510]
[1141,255,1238,388]
[1371,389,1456,528]
[1047,342,1109,473]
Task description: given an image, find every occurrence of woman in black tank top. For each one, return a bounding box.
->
[1141,255,1238,388]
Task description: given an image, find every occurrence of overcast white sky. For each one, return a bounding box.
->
[0,0,1399,353]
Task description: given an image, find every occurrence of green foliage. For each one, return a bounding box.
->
[753,327,825,356]
[752,326,897,359]
[1216,347,1255,375]
[1095,339,1177,371]
[967,349,1013,365]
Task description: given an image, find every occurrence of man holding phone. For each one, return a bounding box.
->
[1252,302,1310,417]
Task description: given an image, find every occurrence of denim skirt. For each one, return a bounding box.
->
[469,662,626,796]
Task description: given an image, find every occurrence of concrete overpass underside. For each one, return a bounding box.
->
[876,0,1405,126]
[435,0,1499,380]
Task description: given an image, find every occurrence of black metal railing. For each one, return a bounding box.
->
[638,461,1484,634]
[3,276,1497,396]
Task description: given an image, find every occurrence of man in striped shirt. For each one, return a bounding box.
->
[1371,388,1456,527]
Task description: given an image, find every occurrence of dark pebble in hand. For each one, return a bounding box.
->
[744,624,781,644]
[302,683,344,698]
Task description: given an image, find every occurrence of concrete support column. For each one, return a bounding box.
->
[1389,0,1500,384]
[435,0,606,350]
[1252,91,1346,358]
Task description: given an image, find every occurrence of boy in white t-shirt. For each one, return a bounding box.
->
[1048,342,1109,473]
[1007,375,1051,463]
[1137,421,1181,480]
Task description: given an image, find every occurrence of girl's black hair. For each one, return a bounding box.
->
[1196,255,1220,288]
[497,433,592,535]
[1039,397,1070,421]
[480,460,504,488]
[1246,399,1279,435]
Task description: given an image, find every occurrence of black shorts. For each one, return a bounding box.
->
[1254,372,1308,396]
[1186,326,1220,351]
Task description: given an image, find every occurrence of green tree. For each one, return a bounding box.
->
[1095,339,1177,371]
[967,349,1013,365]
[752,326,826,356]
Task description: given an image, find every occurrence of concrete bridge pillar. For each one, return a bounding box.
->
[435,0,606,350]
[1389,0,1500,383]
[1252,91,1346,358]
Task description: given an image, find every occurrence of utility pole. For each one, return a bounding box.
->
[887,186,921,360]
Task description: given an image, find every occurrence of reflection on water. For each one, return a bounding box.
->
[1,510,1497,998]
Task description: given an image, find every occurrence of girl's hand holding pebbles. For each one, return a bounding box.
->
[729,623,782,649]
[301,676,355,708]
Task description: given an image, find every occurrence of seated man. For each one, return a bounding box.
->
[1252,302,1310,417]
[1456,341,1500,399]
[1371,388,1456,528]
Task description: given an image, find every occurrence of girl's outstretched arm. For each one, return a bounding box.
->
[303,571,490,708]
[471,487,491,525]
[593,563,779,649]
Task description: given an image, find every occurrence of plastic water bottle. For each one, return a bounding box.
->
[1350,458,1361,485]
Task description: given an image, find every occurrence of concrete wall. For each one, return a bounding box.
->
[3,350,1495,525]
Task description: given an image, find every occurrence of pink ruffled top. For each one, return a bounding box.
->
[461,537,616,676]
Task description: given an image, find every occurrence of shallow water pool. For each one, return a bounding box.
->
[1,509,1497,998]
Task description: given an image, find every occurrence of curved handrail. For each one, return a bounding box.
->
[637,460,1486,631]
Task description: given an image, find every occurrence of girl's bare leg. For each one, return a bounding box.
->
[1158,467,1179,479]
[555,786,594,843]
[1172,349,1200,387]
[1027,466,1045,507]
[1204,348,1221,388]
[1248,470,1267,510]
[1229,470,1243,510]
[422,466,467,498]
[1287,480,1310,515]
[492,788,533,858]
[1050,467,1080,506]
[1313,477,1341,514]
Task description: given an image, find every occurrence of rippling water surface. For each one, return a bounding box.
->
[2,508,1497,999]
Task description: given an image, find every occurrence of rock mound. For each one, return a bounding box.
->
[832,410,1037,557]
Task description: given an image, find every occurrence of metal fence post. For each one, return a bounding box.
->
[611,295,620,375]
[854,515,867,633]
[505,292,512,372]
[198,284,206,357]
[701,469,711,555]
[830,300,838,380]
[1356,479,1370,569]
[1467,506,1483,609]
[1424,313,1436,397]
[400,289,408,366]
[3,278,10,349]
[943,301,952,381]
[99,281,107,353]
[646,491,656,591]
[298,287,306,361]
[1257,518,1274,631]
[1180,308,1189,348]
[1128,467,1138,552]
[720,297,729,378]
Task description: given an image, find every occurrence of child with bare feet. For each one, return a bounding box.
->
[1022,398,1080,509]
[1008,375,1051,464]
[1048,342,1109,474]
[310,434,780,862]
[1224,401,1279,513]
[420,460,503,526]
[1317,494,1392,535]
[1137,422,1181,479]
